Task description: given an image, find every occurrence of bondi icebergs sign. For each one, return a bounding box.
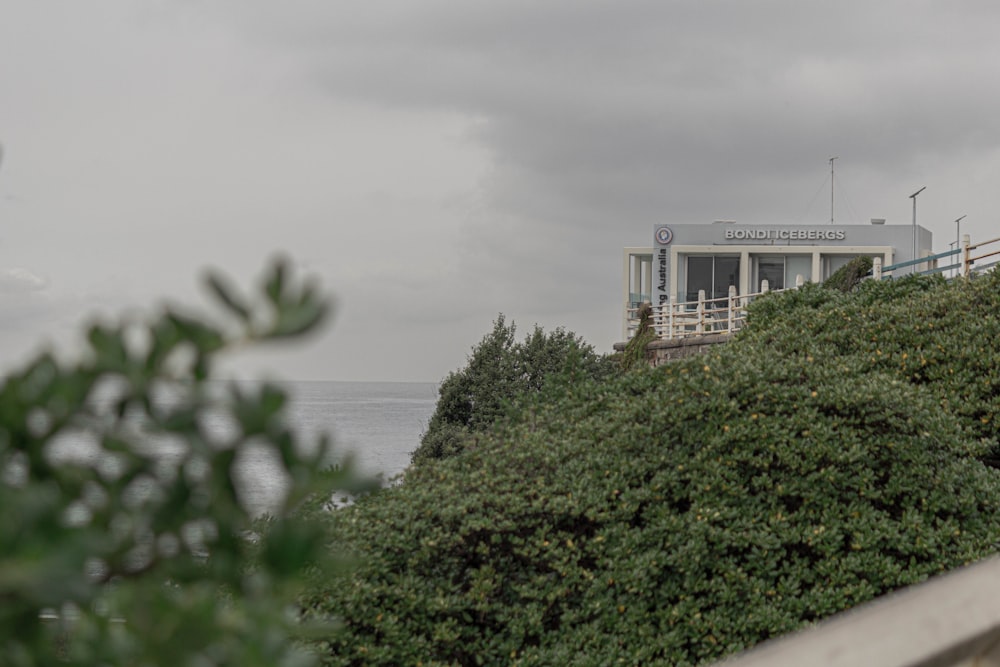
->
[724,228,847,241]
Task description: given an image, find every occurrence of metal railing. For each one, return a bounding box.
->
[962,233,1000,276]
[626,234,1000,343]
[874,233,1000,280]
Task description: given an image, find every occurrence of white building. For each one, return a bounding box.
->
[623,221,932,338]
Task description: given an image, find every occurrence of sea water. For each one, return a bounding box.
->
[240,380,439,513]
[283,380,439,479]
[44,379,440,516]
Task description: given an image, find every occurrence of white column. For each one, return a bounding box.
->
[728,285,738,332]
[643,257,652,300]
[670,248,680,303]
[696,290,706,333]
[632,257,641,301]
[740,251,751,297]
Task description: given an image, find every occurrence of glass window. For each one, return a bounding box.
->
[754,254,812,291]
[714,257,739,300]
[685,256,740,302]
[785,255,812,287]
[757,256,784,291]
[686,256,713,302]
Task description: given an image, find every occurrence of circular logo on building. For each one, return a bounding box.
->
[655,226,674,245]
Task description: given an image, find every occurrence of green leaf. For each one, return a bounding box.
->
[0,257,363,666]
[270,299,327,338]
[87,323,128,370]
[167,312,225,354]
[205,271,252,322]
[264,257,288,305]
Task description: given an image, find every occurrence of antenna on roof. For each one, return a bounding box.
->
[829,156,838,224]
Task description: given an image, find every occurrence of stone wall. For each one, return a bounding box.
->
[614,333,732,367]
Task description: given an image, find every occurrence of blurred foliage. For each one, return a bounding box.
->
[0,258,370,666]
[303,271,1000,666]
[410,315,616,465]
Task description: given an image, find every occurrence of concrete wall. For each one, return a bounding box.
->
[613,333,732,365]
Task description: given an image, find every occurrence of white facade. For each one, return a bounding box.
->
[623,222,933,338]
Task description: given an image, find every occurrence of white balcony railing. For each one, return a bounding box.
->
[625,279,797,342]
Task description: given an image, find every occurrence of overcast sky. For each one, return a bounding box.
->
[2,1,999,382]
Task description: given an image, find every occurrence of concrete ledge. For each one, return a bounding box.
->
[614,333,733,365]
[713,556,1000,667]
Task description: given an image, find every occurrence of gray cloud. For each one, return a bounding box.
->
[0,268,47,294]
[228,1,1000,234]
[3,1,1000,381]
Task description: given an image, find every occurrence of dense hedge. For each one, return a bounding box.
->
[742,273,1000,455]
[411,315,615,465]
[304,271,1000,665]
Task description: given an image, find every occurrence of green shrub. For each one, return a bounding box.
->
[741,271,999,450]
[0,259,368,666]
[409,421,471,467]
[822,255,874,292]
[620,302,657,372]
[411,315,615,465]
[303,271,1000,665]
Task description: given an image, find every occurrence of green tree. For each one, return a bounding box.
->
[410,315,614,465]
[0,259,368,666]
[822,255,874,292]
[620,301,656,372]
[303,271,1000,666]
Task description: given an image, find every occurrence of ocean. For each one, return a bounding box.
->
[243,380,439,513]
[282,380,440,480]
[46,379,440,517]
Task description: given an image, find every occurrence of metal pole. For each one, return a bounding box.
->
[955,215,966,269]
[910,186,926,270]
[962,233,971,278]
[829,156,838,224]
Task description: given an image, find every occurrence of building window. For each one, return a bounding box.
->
[686,255,739,302]
[628,253,653,307]
[785,255,812,287]
[754,254,812,291]
[756,256,785,291]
